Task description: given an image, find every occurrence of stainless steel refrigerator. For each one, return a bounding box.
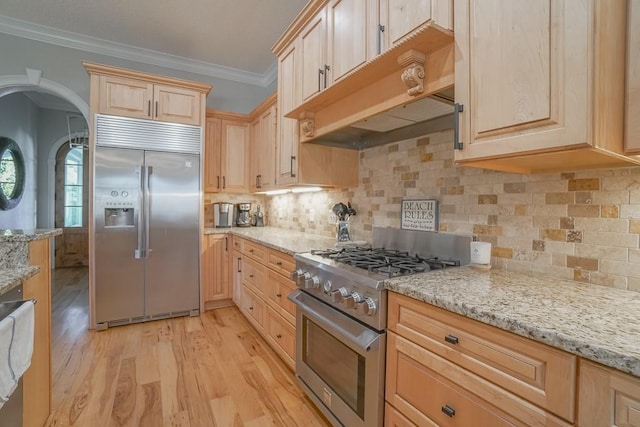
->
[93,114,201,329]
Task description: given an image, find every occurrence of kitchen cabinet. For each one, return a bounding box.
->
[249,94,277,192]
[273,0,454,149]
[454,0,640,173]
[386,292,575,426]
[23,238,52,426]
[626,0,640,153]
[233,237,297,369]
[204,112,250,193]
[84,62,209,126]
[275,37,360,187]
[578,360,640,427]
[202,234,231,310]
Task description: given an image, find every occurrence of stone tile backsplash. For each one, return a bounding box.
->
[265,129,640,292]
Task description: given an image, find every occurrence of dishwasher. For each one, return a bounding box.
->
[0,285,24,427]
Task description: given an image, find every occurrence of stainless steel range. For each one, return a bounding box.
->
[289,227,472,427]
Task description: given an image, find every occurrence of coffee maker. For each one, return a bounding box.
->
[236,203,252,227]
[213,202,234,228]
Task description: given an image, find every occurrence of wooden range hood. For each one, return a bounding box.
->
[285,24,455,150]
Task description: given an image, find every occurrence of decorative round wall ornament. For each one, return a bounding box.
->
[0,137,25,210]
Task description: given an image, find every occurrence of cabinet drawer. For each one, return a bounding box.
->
[242,240,268,263]
[267,249,295,277]
[232,236,243,252]
[388,293,576,421]
[578,360,640,427]
[241,285,265,331]
[266,308,296,367]
[385,402,427,427]
[386,332,571,427]
[266,270,296,325]
[241,256,267,295]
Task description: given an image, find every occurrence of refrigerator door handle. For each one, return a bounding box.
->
[135,165,144,259]
[145,165,152,258]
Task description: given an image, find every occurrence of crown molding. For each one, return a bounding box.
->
[0,15,276,87]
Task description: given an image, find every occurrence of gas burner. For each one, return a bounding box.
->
[374,265,402,277]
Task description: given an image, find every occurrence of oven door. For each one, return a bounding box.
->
[289,290,385,427]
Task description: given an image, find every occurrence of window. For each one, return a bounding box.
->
[64,147,83,227]
[0,137,25,211]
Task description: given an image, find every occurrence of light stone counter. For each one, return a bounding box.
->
[0,266,40,296]
[0,228,61,295]
[204,226,338,255]
[384,267,640,377]
[0,229,62,242]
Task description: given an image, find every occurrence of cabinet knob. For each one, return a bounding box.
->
[249,306,254,311]
[249,274,254,278]
[441,405,456,417]
[444,335,459,345]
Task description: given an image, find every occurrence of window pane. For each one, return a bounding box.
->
[66,147,83,165]
[64,206,82,227]
[0,150,16,198]
[65,185,82,206]
[65,164,82,186]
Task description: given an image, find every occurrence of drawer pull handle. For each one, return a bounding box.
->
[276,334,282,339]
[249,306,254,311]
[276,261,282,266]
[249,249,254,253]
[249,274,254,278]
[444,335,459,345]
[275,293,282,298]
[441,405,455,417]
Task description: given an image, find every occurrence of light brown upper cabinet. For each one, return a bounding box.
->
[454,1,640,173]
[204,112,250,193]
[626,0,640,154]
[84,62,209,126]
[275,0,454,148]
[250,94,277,192]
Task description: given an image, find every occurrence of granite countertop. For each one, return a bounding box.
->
[204,226,338,255]
[385,267,640,377]
[0,229,63,242]
[0,266,40,296]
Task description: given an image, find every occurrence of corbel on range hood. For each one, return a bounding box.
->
[285,23,456,150]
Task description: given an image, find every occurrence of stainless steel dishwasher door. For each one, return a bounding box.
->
[0,284,24,427]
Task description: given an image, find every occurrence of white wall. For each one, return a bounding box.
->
[0,93,39,229]
[0,33,274,114]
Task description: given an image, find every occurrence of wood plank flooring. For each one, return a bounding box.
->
[46,267,329,426]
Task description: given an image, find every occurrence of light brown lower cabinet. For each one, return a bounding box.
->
[202,234,232,310]
[23,238,52,426]
[578,359,640,427]
[233,237,297,369]
[386,292,574,426]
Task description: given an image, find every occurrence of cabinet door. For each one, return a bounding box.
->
[98,75,153,119]
[221,120,249,192]
[202,235,230,304]
[250,104,277,192]
[578,360,640,427]
[153,84,202,125]
[23,239,51,427]
[626,0,640,153]
[204,117,222,193]
[327,0,374,84]
[299,8,328,102]
[232,250,242,306]
[379,0,451,50]
[277,43,300,185]
[454,0,588,162]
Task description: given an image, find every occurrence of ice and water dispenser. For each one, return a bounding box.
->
[100,188,136,228]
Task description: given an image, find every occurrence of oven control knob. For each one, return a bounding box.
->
[298,272,311,287]
[323,280,333,294]
[330,289,343,303]
[305,275,320,289]
[342,290,357,309]
[357,297,377,316]
[290,269,304,282]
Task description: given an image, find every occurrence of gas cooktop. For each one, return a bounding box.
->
[310,247,461,278]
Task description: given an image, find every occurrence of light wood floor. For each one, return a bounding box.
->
[46,267,329,426]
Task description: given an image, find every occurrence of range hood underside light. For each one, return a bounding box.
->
[311,94,455,150]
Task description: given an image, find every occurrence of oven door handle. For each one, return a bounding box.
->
[288,290,382,354]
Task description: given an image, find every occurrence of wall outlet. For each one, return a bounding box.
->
[328,213,337,223]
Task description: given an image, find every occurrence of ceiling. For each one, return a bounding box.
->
[0,0,309,86]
